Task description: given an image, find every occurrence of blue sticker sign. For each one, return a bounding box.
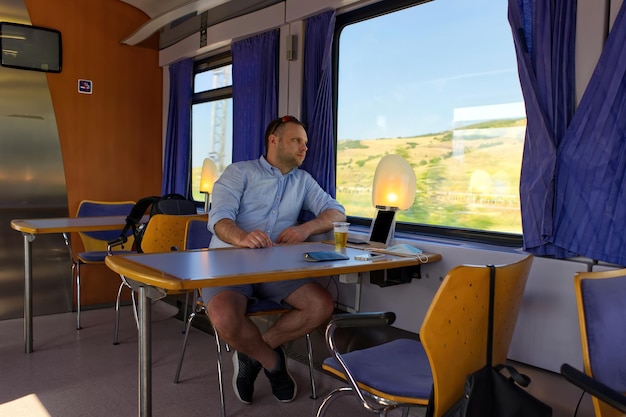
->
[78,79,92,94]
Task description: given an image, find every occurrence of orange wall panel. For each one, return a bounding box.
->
[24,0,164,307]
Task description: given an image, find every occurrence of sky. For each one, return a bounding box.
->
[336,0,525,140]
[192,0,526,167]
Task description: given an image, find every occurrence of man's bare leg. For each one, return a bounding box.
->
[206,283,333,403]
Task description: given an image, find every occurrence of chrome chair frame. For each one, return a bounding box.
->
[112,213,205,344]
[63,200,136,330]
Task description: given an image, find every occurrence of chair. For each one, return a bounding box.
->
[173,218,318,417]
[317,254,534,417]
[569,268,626,417]
[63,200,136,330]
[184,216,213,251]
[112,213,206,344]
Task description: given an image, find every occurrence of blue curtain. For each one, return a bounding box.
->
[551,3,626,265]
[162,58,193,196]
[511,0,626,264]
[300,10,337,197]
[508,0,576,258]
[232,30,279,162]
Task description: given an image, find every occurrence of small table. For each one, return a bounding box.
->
[10,215,134,353]
[105,242,441,417]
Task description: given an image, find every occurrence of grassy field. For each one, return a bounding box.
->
[337,118,526,234]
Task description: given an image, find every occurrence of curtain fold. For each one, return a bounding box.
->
[512,0,626,264]
[551,3,626,265]
[300,9,337,197]
[508,0,577,258]
[162,58,193,196]
[232,30,279,162]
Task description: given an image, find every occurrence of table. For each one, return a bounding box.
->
[10,215,134,353]
[104,242,441,417]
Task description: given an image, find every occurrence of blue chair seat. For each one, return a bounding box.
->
[246,299,290,315]
[323,338,433,400]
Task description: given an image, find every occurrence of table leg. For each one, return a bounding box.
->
[23,233,35,353]
[138,285,152,417]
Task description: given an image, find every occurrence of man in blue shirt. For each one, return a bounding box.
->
[205,116,346,405]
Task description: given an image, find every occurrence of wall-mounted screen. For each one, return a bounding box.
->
[0,22,62,73]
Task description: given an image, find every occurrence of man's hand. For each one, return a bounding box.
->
[275,225,308,244]
[214,219,273,248]
[239,230,274,248]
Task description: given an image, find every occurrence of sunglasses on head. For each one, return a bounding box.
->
[270,115,299,135]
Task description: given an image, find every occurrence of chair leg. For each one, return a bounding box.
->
[173,311,197,383]
[130,289,139,329]
[64,232,81,330]
[74,261,82,330]
[114,276,140,345]
[316,387,354,417]
[306,333,317,399]
[113,280,125,345]
[182,292,190,333]
[214,327,227,417]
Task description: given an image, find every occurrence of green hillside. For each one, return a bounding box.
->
[337,119,526,234]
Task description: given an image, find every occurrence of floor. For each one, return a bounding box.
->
[0,301,596,417]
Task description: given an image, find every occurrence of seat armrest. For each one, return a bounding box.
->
[323,311,398,411]
[325,312,397,349]
[107,236,128,254]
[561,363,626,413]
[330,312,396,328]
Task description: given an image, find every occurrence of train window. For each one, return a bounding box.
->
[190,52,233,203]
[335,0,525,245]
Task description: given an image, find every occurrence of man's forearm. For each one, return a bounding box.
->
[213,218,247,246]
[301,209,346,237]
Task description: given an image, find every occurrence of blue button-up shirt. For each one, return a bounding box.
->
[208,156,345,248]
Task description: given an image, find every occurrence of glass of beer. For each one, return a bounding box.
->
[333,222,350,251]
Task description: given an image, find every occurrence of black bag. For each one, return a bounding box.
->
[442,265,552,417]
[444,364,552,417]
[149,193,197,217]
[110,193,197,253]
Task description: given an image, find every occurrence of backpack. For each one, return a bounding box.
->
[110,193,197,253]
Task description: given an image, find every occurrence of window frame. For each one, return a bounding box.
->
[190,51,233,204]
[332,0,524,248]
[192,52,233,105]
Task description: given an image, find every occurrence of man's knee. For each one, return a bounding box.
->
[298,283,334,323]
[207,291,246,330]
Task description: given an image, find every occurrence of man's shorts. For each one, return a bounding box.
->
[201,278,315,308]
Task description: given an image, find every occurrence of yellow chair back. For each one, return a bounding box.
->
[420,254,533,417]
[140,213,207,253]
